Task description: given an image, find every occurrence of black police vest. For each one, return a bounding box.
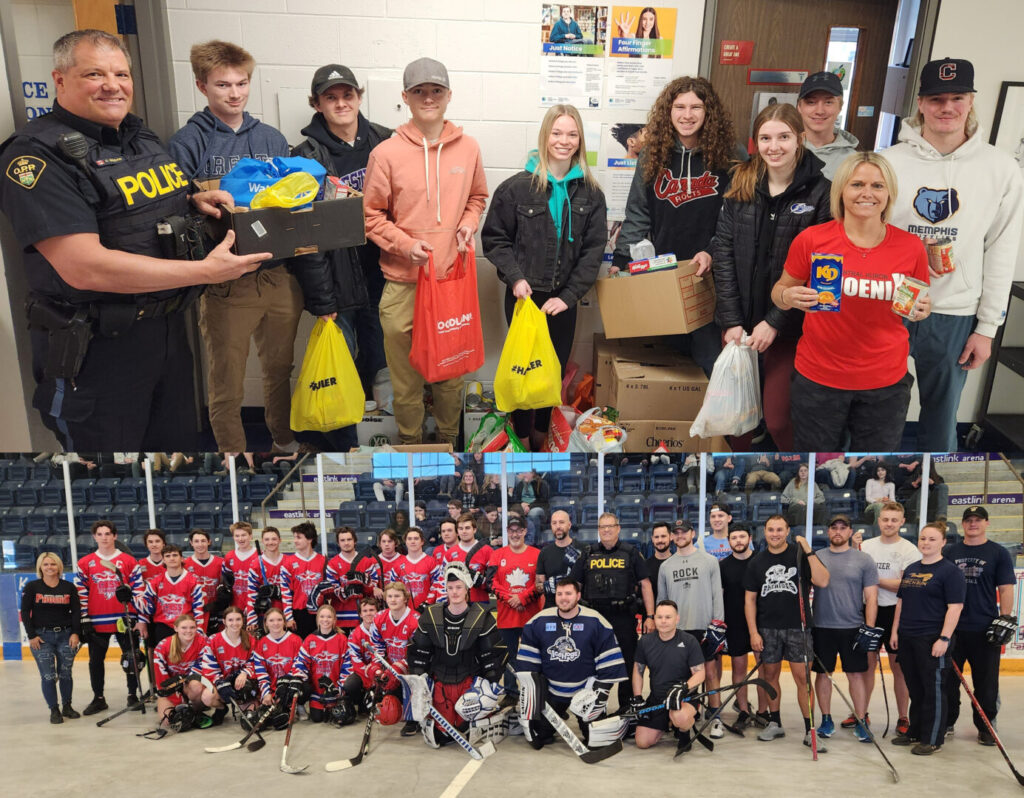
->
[582,543,635,603]
[15,113,191,305]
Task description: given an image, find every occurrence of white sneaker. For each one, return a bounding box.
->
[758,721,785,741]
[709,718,725,739]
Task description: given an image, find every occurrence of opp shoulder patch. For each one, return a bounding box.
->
[6,155,46,189]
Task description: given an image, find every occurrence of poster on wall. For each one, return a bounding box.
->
[605,5,675,109]
[540,5,609,107]
[600,121,645,221]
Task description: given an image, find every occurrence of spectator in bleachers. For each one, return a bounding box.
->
[453,469,482,513]
[480,473,505,507]
[892,455,923,491]
[713,455,744,494]
[392,509,410,542]
[814,454,851,489]
[897,463,949,523]
[438,453,461,496]
[477,505,502,546]
[681,454,702,494]
[744,454,782,494]
[447,498,463,522]
[782,463,827,527]
[373,478,404,503]
[771,453,803,487]
[847,455,883,492]
[512,469,550,527]
[23,552,81,724]
[863,464,897,524]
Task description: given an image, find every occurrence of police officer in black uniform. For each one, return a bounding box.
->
[0,29,270,450]
[570,512,655,709]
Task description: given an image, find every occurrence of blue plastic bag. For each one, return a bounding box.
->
[219,156,327,208]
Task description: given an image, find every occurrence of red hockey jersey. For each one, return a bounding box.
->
[154,631,207,685]
[325,552,379,627]
[346,622,376,688]
[245,554,288,626]
[76,550,142,633]
[393,554,443,609]
[183,554,223,615]
[252,631,303,699]
[200,631,255,683]
[223,548,261,613]
[370,607,419,670]
[281,552,327,620]
[488,545,542,628]
[137,556,166,585]
[291,631,351,705]
[138,570,206,631]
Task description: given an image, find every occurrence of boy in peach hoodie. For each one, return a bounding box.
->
[363,57,489,445]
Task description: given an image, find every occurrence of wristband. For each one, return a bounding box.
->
[938,635,950,642]
[645,614,654,619]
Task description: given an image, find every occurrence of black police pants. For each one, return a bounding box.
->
[87,628,139,698]
[606,610,639,710]
[946,630,1001,731]
[31,312,197,451]
[899,633,953,746]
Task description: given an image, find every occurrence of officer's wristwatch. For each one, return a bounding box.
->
[938,635,950,642]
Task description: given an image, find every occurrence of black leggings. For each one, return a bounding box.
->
[503,287,578,436]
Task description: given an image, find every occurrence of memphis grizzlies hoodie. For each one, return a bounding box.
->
[168,107,289,182]
[884,117,1023,336]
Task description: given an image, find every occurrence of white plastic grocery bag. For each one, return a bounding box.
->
[689,340,761,438]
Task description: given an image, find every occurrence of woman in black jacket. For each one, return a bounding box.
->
[482,104,607,449]
[287,65,390,449]
[710,102,831,450]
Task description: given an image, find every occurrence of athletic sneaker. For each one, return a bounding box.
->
[945,725,955,738]
[61,704,80,719]
[891,732,918,746]
[978,729,997,746]
[401,721,420,737]
[126,694,141,709]
[911,743,941,756]
[50,706,63,724]
[82,696,108,716]
[840,712,867,728]
[757,722,785,741]
[734,710,753,730]
[855,719,871,743]
[803,731,827,753]
[896,716,910,736]
[709,718,725,739]
[817,714,835,738]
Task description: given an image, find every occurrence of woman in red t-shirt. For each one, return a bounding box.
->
[772,152,931,450]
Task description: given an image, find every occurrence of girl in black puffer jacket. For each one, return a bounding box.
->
[710,103,832,450]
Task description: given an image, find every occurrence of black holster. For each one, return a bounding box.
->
[26,296,93,382]
[157,213,209,260]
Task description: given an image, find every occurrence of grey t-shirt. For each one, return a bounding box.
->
[813,547,879,628]
[657,549,724,630]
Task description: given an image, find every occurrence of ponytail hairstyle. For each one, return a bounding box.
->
[222,606,251,651]
[169,613,198,664]
[725,102,805,203]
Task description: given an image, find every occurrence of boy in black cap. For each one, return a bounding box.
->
[288,65,394,448]
[796,70,858,179]
[943,505,1017,744]
[885,58,1024,451]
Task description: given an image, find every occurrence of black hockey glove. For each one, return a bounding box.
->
[853,624,885,652]
[665,681,699,712]
[157,676,187,698]
[626,695,646,716]
[114,584,134,604]
[215,678,235,703]
[986,614,1018,646]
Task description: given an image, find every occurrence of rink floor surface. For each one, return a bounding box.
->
[5,659,1024,798]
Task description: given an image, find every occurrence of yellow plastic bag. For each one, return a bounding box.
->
[494,297,562,412]
[290,319,365,432]
[250,171,320,209]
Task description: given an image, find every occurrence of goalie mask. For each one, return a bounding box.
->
[445,560,474,591]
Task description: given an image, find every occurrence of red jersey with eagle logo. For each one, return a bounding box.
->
[281,552,326,620]
[252,631,303,699]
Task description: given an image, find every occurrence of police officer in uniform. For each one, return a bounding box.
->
[570,512,655,709]
[0,29,269,450]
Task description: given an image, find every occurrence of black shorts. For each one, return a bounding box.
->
[636,695,670,731]
[725,626,752,657]
[876,605,897,654]
[683,629,717,663]
[812,627,868,673]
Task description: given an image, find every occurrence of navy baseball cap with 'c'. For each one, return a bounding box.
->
[918,58,975,95]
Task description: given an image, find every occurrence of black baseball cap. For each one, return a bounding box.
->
[799,71,843,100]
[961,505,988,521]
[828,514,853,528]
[918,58,975,96]
[311,64,360,97]
[507,516,524,530]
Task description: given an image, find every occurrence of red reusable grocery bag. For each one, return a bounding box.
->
[410,248,485,382]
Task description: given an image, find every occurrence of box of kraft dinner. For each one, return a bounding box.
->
[595,259,715,338]
[809,252,843,312]
[195,178,365,259]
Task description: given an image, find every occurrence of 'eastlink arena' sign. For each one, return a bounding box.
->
[932,453,990,463]
[949,493,1022,506]
[267,509,328,520]
[300,474,357,483]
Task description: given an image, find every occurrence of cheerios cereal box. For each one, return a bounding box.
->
[809,252,843,312]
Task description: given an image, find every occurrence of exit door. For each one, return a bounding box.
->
[709,0,901,148]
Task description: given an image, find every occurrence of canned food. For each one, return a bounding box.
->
[809,252,843,312]
[891,275,929,319]
[927,238,955,274]
[466,380,483,409]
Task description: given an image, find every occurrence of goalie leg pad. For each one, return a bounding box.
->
[586,715,630,747]
[402,673,432,724]
[515,671,546,725]
[455,677,505,722]
[467,705,514,747]
[421,716,441,749]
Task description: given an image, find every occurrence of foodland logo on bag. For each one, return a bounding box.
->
[437,312,474,333]
[308,377,338,391]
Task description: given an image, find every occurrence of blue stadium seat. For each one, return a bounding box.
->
[899,523,919,542]
[42,534,70,560]
[354,473,377,502]
[75,534,97,558]
[718,492,747,521]
[166,532,190,549]
[650,464,679,493]
[357,530,377,548]
[191,476,222,503]
[0,481,19,506]
[15,480,47,506]
[750,492,783,522]
[854,525,877,541]
[620,527,644,550]
[164,477,194,503]
[190,502,224,530]
[13,538,38,568]
[555,470,585,496]
[824,489,858,518]
[26,506,58,535]
[579,497,603,527]
[128,534,149,558]
[614,495,645,525]
[115,478,147,504]
[2,507,31,535]
[245,474,277,502]
[646,493,678,523]
[680,494,702,525]
[587,465,615,494]
[426,500,449,520]
[106,506,136,535]
[618,464,646,494]
[6,463,30,482]
[810,526,829,550]
[69,479,96,506]
[366,501,395,528]
[30,463,51,481]
[39,481,65,506]
[80,504,113,528]
[337,501,366,528]
[160,503,194,532]
[945,521,960,544]
[88,478,122,505]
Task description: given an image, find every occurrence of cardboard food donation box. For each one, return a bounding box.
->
[595,259,715,339]
[617,419,730,453]
[610,357,708,421]
[195,178,365,259]
[593,334,682,407]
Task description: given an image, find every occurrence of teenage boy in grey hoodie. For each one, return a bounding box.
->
[885,58,1024,451]
[797,71,859,180]
[168,41,299,456]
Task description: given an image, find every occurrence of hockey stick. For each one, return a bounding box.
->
[795,544,818,761]
[678,662,778,756]
[325,688,381,771]
[877,654,890,738]
[204,705,272,753]
[813,653,899,783]
[98,559,148,713]
[96,699,145,727]
[279,694,309,774]
[511,667,622,764]
[624,678,777,717]
[952,661,1024,787]
[376,654,494,761]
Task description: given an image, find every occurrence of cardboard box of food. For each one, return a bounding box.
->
[195,178,365,259]
[595,259,715,338]
[610,358,708,421]
[618,419,730,452]
[592,334,681,407]
[357,412,436,446]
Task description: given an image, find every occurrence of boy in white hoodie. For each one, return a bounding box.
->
[885,58,1024,451]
